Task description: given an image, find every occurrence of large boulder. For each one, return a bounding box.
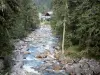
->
[64,58,100,75]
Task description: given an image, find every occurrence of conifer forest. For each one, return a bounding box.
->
[0,0,100,75]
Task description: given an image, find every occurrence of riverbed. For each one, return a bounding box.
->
[11,24,100,75]
[22,25,68,75]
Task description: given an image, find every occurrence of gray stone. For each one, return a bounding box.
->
[64,64,74,73]
[74,64,83,74]
[84,69,93,75]
[79,58,89,64]
[87,59,100,74]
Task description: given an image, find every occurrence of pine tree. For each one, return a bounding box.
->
[52,0,100,58]
[0,0,39,56]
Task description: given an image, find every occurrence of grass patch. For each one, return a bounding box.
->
[65,46,84,58]
[64,46,100,60]
[41,21,50,25]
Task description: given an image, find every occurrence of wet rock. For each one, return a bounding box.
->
[23,51,30,54]
[36,54,47,59]
[39,62,52,71]
[24,67,41,75]
[54,50,61,60]
[36,55,44,59]
[36,51,50,58]
[11,69,26,75]
[25,72,40,75]
[47,54,55,59]
[53,46,60,50]
[43,56,55,62]
[52,63,62,71]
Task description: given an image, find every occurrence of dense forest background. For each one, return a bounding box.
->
[34,0,52,12]
[1,0,100,75]
[0,0,39,56]
[52,0,100,58]
[0,0,100,61]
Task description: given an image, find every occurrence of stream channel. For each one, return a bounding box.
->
[22,25,68,75]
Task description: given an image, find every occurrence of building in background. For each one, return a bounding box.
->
[39,11,53,21]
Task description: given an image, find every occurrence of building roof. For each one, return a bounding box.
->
[45,12,50,16]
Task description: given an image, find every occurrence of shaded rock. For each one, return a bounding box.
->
[53,65,61,71]
[73,64,83,74]
[87,59,100,74]
[39,62,52,71]
[53,46,60,50]
[24,68,41,75]
[64,58,100,75]
[54,50,61,60]
[36,55,43,59]
[79,58,89,64]
[11,69,26,75]
[0,59,4,70]
[73,58,80,63]
[84,69,93,75]
[64,64,74,73]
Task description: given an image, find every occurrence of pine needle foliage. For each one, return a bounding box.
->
[0,0,39,56]
[52,0,100,58]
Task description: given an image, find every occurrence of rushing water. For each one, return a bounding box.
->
[23,25,68,75]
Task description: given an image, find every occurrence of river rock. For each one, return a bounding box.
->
[11,69,26,75]
[64,58,100,75]
[87,59,100,74]
[25,72,40,75]
[74,63,83,74]
[52,62,62,71]
[11,25,100,75]
[79,58,89,63]
[64,64,74,73]
[23,51,30,54]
